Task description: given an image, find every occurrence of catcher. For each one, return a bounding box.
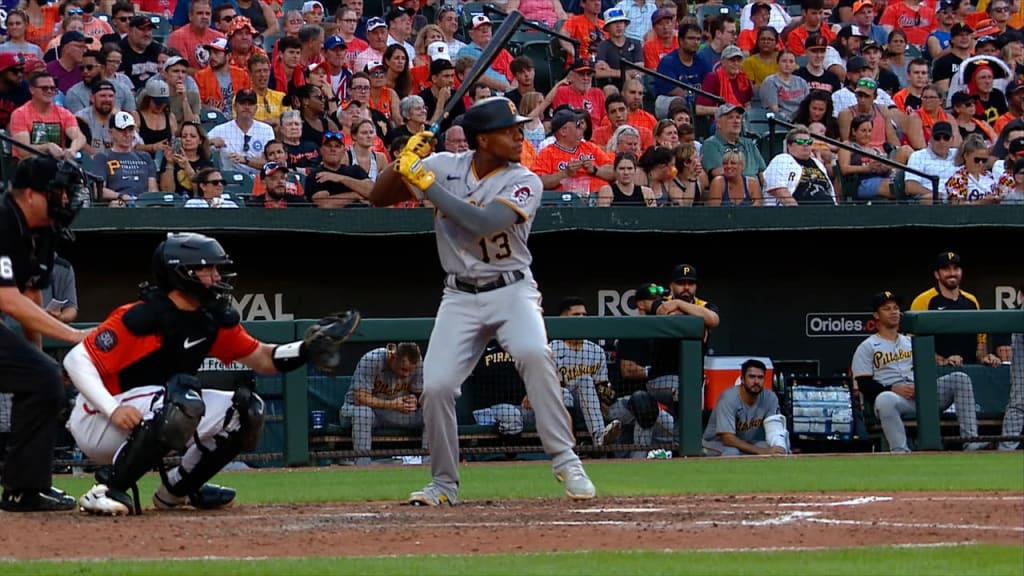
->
[64,232,359,515]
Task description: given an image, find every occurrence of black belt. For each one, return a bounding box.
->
[453,270,525,294]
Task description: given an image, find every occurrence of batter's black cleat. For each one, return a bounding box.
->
[1,488,77,512]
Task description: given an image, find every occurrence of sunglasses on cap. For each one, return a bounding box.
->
[645,285,667,297]
[856,78,878,90]
[323,131,345,143]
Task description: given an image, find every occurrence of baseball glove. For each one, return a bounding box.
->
[397,150,435,192]
[596,382,616,406]
[304,310,361,375]
[404,130,436,159]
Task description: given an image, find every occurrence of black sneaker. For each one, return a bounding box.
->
[1,488,76,512]
[187,484,236,510]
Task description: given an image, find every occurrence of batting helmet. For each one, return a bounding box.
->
[461,96,530,149]
[627,390,660,429]
[152,232,235,303]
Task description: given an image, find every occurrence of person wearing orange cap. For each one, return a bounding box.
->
[226,16,267,71]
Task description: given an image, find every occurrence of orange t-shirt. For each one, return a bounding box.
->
[878,2,937,47]
[531,140,613,193]
[26,5,61,49]
[551,85,607,126]
[786,26,836,56]
[643,37,677,70]
[196,65,254,112]
[563,14,606,60]
[8,102,78,158]
[168,26,226,70]
[591,123,654,149]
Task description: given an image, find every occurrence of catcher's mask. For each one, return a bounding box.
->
[12,156,86,238]
[153,232,236,303]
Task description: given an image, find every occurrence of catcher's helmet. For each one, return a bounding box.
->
[152,232,235,302]
[461,96,530,149]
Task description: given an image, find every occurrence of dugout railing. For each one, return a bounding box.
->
[899,310,1024,450]
[41,315,705,467]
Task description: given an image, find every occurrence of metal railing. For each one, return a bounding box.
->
[481,4,581,48]
[619,59,725,105]
[767,116,942,203]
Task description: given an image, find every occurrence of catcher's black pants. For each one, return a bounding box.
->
[0,324,64,493]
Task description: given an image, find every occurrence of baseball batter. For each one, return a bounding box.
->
[370,96,595,505]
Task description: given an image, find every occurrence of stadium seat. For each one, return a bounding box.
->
[696,4,736,29]
[200,108,229,130]
[541,190,586,206]
[786,3,803,16]
[135,191,185,207]
[744,107,775,137]
[758,131,787,160]
[148,14,171,43]
[222,170,254,199]
[262,33,282,54]
[517,39,564,95]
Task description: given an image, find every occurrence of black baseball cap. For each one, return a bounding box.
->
[234,89,257,104]
[932,121,954,138]
[935,251,961,269]
[635,283,666,302]
[430,58,454,76]
[871,290,902,310]
[861,39,882,52]
[951,91,975,106]
[950,22,973,36]
[847,55,869,72]
[91,79,116,94]
[671,263,698,282]
[129,14,155,29]
[1009,136,1024,155]
[1007,77,1024,96]
[804,35,828,51]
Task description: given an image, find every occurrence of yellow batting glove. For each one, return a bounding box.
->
[397,150,435,192]
[404,131,436,159]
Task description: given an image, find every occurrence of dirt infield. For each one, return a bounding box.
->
[2,491,1022,560]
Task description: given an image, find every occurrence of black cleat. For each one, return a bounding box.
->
[1,488,77,512]
[188,483,236,509]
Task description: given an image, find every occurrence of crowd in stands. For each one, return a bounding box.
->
[2,0,1024,206]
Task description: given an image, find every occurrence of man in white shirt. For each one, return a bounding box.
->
[905,121,958,204]
[614,0,657,41]
[208,89,275,175]
[763,125,837,205]
[832,56,894,116]
[385,6,415,61]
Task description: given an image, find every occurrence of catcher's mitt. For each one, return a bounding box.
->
[596,382,616,407]
[304,310,361,374]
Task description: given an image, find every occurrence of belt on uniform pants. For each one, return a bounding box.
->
[452,270,525,294]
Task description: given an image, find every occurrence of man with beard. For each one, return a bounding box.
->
[646,264,721,406]
[196,38,252,117]
[306,132,371,208]
[911,252,1004,368]
[255,161,307,208]
[64,50,133,114]
[119,15,162,91]
[75,80,117,155]
[702,359,788,456]
[0,54,30,132]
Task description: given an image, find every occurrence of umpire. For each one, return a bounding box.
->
[0,155,89,512]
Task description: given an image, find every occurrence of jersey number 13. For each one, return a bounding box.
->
[479,232,512,263]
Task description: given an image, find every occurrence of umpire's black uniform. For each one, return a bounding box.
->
[0,189,66,507]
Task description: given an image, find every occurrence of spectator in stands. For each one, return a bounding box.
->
[912,84,953,144]
[763,124,837,205]
[503,56,535,109]
[320,35,351,102]
[607,124,642,155]
[225,16,266,72]
[696,15,736,70]
[100,44,134,101]
[167,0,225,71]
[854,290,988,453]
[994,79,1024,135]
[64,49,132,114]
[592,93,654,149]
[43,14,94,61]
[674,143,706,203]
[184,167,240,208]
[829,25,864,83]
[635,145,680,205]
[702,358,787,456]
[385,6,415,62]
[246,54,285,129]
[882,30,911,88]
[839,113,896,200]
[926,0,957,59]
[951,90,997,144]
[131,79,177,158]
[365,60,401,126]
[301,0,325,25]
[457,15,514,93]
[944,134,1009,204]
[354,17,387,76]
[433,6,464,58]
[306,131,371,207]
[614,0,656,43]
[701,104,767,180]
[348,118,388,181]
[652,118,678,148]
[510,0,566,28]
[442,123,468,153]
[563,0,605,62]
[196,38,251,117]
[514,92,547,151]
[386,94,426,146]
[596,151,656,206]
[848,0,888,46]
[594,7,642,93]
[75,79,117,155]
[210,4,238,33]
[993,131,1024,179]
[879,0,936,48]
[209,89,274,173]
[654,22,708,119]
[741,0,791,34]
[279,108,321,168]
[381,44,412,101]
[46,31,87,95]
[532,108,615,197]
[739,4,773,53]
[292,82,340,146]
[760,50,809,122]
[236,0,279,38]
[837,78,911,164]
[621,78,656,133]
[905,121,958,204]
[0,54,30,132]
[340,343,425,466]
[696,45,753,118]
[892,58,930,115]
[707,149,764,206]
[1,10,44,60]
[10,70,86,159]
[252,161,305,208]
[160,120,214,195]
[796,35,842,94]
[95,111,158,205]
[743,26,782,87]
[788,0,836,56]
[553,61,607,127]
[23,0,61,49]
[120,15,162,91]
[98,2,132,46]
[933,23,974,92]
[643,7,677,70]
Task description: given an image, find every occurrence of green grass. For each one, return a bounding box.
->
[5,545,1023,575]
[51,452,1024,504]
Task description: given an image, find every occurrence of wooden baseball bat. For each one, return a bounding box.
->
[430,10,524,133]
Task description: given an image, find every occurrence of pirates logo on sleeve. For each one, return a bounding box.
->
[511,186,532,205]
[94,328,118,352]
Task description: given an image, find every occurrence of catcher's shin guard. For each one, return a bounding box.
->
[104,375,206,514]
[232,387,265,451]
[165,432,243,508]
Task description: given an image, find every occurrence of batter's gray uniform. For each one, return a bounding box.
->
[702,386,780,456]
[852,332,980,452]
[550,339,609,443]
[340,347,425,465]
[417,151,583,498]
[999,333,1023,450]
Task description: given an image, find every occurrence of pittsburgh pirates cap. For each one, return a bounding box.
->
[935,251,961,269]
[109,110,136,130]
[871,290,902,310]
[671,264,698,282]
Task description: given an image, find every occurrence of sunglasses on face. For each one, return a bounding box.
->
[204,179,226,186]
[221,14,236,21]
[972,156,989,164]
[35,84,57,92]
[933,133,952,141]
[792,137,814,145]
[116,16,130,21]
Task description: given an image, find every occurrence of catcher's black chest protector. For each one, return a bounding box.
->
[116,291,236,392]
